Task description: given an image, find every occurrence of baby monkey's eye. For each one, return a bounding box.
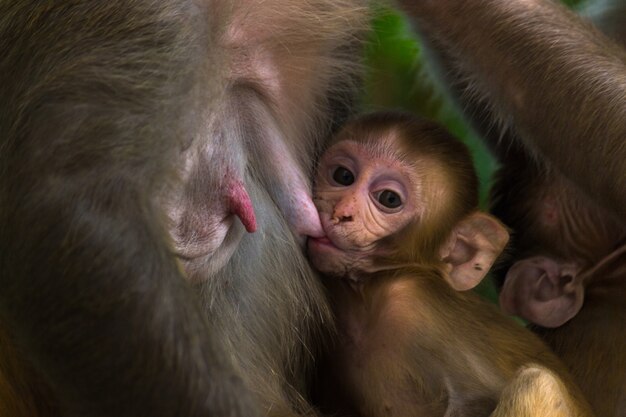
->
[332,166,355,186]
[378,190,402,209]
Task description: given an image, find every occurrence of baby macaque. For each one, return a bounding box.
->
[490,159,626,417]
[308,112,593,417]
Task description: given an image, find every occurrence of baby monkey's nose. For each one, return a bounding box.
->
[332,214,353,224]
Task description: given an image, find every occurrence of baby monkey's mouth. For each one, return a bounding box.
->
[308,235,341,251]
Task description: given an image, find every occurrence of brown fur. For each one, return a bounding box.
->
[398,0,626,219]
[0,323,60,417]
[485,3,626,415]
[0,1,368,416]
[491,160,626,417]
[1,0,624,415]
[490,125,626,417]
[532,259,626,417]
[319,271,593,417]
[310,114,592,417]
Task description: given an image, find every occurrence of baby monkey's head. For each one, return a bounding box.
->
[308,112,508,290]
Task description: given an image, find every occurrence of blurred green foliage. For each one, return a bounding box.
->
[361,0,584,301]
[361,8,498,210]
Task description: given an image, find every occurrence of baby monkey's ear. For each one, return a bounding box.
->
[439,212,510,291]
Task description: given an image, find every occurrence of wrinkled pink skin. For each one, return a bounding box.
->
[227,177,322,242]
[219,134,324,245]
[307,140,419,279]
[226,178,257,233]
[172,146,322,284]
[172,115,324,281]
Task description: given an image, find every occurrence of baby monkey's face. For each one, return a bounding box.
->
[307,140,421,277]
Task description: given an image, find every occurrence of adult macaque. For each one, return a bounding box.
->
[1,0,625,416]
[396,0,626,219]
[491,160,626,417]
[483,3,626,416]
[0,1,367,416]
[309,112,592,417]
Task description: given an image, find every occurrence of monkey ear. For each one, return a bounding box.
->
[499,257,584,328]
[439,212,509,291]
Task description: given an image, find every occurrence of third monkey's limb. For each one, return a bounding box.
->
[398,0,626,219]
[491,365,589,417]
